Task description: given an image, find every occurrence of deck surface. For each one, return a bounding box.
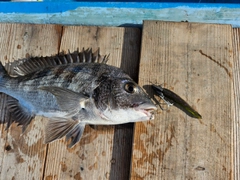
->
[131,21,234,180]
[0,22,238,180]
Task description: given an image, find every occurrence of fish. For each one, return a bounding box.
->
[152,84,202,119]
[0,48,157,148]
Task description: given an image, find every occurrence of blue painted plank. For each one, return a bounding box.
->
[16,0,240,3]
[0,2,240,13]
[0,2,239,27]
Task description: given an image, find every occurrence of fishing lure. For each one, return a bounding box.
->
[152,84,202,119]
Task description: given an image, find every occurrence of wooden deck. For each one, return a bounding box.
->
[0,21,238,179]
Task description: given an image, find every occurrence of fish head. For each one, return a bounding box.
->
[93,77,157,123]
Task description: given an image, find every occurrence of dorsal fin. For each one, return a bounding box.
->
[13,48,109,76]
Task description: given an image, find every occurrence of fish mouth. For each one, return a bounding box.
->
[133,102,157,120]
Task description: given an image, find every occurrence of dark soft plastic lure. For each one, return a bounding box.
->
[152,84,202,119]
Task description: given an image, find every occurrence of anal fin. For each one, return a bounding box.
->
[2,94,34,132]
[45,118,85,148]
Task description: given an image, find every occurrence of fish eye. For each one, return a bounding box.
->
[124,83,136,93]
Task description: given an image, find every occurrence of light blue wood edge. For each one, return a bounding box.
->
[0,2,239,27]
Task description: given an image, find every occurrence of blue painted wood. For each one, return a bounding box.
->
[0,2,239,27]
[0,2,240,13]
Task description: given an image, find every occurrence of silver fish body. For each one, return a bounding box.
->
[0,49,156,147]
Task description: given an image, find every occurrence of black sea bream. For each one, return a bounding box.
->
[0,49,156,147]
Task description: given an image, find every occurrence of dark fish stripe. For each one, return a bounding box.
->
[69,66,83,73]
[53,66,69,79]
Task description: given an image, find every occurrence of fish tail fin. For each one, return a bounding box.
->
[44,118,85,148]
[0,63,34,132]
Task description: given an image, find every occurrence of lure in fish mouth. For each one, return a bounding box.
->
[0,49,157,148]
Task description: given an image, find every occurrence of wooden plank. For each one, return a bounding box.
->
[0,24,62,180]
[130,21,234,179]
[43,26,140,180]
[232,28,240,180]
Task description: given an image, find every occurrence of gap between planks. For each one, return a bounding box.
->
[233,28,240,180]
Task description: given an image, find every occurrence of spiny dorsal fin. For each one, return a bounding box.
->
[14,48,109,76]
[44,118,85,148]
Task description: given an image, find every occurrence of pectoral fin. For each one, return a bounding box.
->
[45,118,85,148]
[39,86,88,114]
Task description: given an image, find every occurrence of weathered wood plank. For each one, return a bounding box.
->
[0,23,62,180]
[42,26,140,180]
[130,21,234,180]
[233,28,240,180]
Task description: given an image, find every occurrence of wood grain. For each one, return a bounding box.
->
[42,26,140,180]
[0,24,141,180]
[130,21,234,180]
[233,28,240,180]
[0,24,62,180]
[0,22,236,180]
